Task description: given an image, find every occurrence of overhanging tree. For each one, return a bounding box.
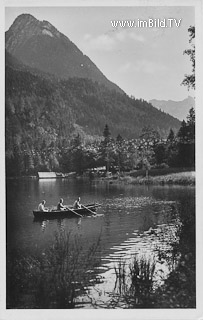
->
[182,26,195,89]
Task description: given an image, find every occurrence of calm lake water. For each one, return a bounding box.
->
[6,178,195,308]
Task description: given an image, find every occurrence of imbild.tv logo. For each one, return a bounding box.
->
[111,18,182,28]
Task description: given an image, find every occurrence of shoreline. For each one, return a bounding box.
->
[6,170,195,186]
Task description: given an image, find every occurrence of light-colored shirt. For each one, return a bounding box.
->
[38,203,45,211]
[57,202,66,210]
[73,200,81,209]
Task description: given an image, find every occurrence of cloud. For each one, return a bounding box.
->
[115,30,145,43]
[128,32,145,43]
[118,62,132,73]
[138,60,168,74]
[118,60,168,74]
[83,33,91,41]
[83,33,116,52]
[82,30,145,52]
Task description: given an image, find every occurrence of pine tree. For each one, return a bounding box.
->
[167,129,175,143]
[176,108,195,167]
[103,124,111,143]
[186,107,195,142]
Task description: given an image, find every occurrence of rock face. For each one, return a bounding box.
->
[6,14,123,93]
[6,14,57,53]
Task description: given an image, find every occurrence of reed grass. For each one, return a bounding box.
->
[113,256,156,308]
[7,231,101,309]
[112,198,195,309]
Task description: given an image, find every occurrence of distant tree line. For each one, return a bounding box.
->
[6,107,195,177]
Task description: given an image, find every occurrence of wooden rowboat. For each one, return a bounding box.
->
[33,203,99,220]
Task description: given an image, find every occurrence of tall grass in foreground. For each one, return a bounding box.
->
[7,231,101,309]
[113,256,156,308]
[111,197,195,309]
[154,197,196,308]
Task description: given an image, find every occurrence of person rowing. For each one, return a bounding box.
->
[38,200,48,212]
[73,197,81,209]
[57,198,66,211]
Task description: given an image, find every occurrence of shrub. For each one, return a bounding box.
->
[7,231,100,308]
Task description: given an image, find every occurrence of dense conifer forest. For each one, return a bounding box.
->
[6,52,183,176]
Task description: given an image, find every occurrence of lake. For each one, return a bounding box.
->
[6,177,195,308]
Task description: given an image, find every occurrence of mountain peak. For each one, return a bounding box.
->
[5,14,123,93]
[6,14,62,54]
[9,13,39,33]
[13,13,37,23]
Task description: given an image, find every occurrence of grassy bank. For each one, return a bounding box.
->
[121,171,195,186]
[104,168,194,186]
[129,167,195,177]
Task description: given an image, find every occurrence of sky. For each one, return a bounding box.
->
[5,6,195,102]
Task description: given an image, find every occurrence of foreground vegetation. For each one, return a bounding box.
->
[111,196,195,308]
[7,232,100,309]
[112,250,195,308]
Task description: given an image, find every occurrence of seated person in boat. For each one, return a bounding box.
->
[57,198,66,210]
[38,200,48,211]
[73,197,81,209]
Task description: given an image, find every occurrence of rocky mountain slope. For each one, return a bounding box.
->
[6,13,123,93]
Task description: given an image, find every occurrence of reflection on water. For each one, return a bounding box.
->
[78,210,182,308]
[6,178,195,308]
[40,220,47,232]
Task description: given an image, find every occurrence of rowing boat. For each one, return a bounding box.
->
[33,203,99,220]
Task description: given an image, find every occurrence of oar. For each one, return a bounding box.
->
[81,204,97,216]
[65,206,83,218]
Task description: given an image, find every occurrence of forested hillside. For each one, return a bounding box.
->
[6,53,181,176]
[6,51,180,137]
